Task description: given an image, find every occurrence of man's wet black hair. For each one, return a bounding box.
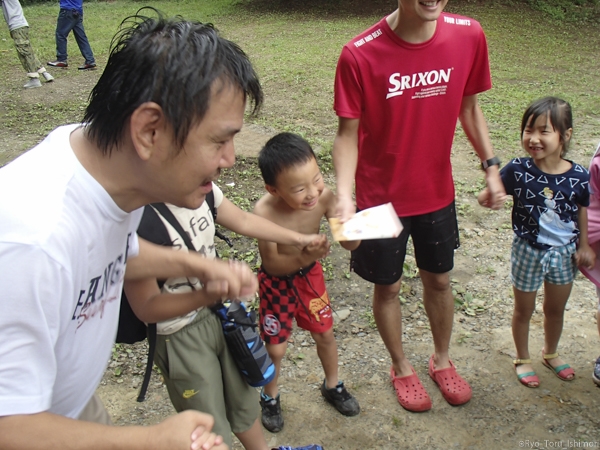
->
[83,7,263,155]
[521,96,573,155]
[258,132,316,186]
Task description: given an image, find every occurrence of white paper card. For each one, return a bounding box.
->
[328,203,403,241]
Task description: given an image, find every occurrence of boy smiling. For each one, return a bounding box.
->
[253,132,360,433]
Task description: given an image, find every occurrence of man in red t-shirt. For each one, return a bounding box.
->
[333,0,505,412]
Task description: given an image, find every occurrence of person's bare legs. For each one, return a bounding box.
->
[512,287,538,385]
[263,341,287,399]
[235,418,269,450]
[542,281,574,378]
[373,280,413,377]
[420,270,454,370]
[311,328,339,388]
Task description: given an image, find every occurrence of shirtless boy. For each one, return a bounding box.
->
[253,132,360,433]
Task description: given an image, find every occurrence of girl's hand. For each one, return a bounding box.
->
[478,187,508,209]
[477,188,492,207]
[575,244,596,269]
[485,169,508,210]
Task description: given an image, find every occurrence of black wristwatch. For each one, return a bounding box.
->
[481,156,501,171]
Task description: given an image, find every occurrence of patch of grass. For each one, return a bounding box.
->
[456,331,472,345]
[321,257,334,281]
[452,281,496,316]
[362,310,377,329]
[3,1,599,165]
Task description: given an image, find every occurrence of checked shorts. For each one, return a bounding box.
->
[258,261,333,344]
[511,235,577,292]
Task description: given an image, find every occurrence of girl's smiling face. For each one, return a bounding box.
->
[522,113,571,166]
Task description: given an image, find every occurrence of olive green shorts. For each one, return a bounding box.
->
[78,393,112,425]
[155,307,259,447]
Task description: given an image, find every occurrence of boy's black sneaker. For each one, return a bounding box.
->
[320,380,360,416]
[260,392,284,433]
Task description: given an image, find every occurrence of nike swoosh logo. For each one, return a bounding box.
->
[182,389,199,399]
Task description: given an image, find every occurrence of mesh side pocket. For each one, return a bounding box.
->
[223,326,275,387]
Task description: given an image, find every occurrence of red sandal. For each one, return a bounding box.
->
[428,355,472,406]
[390,366,432,412]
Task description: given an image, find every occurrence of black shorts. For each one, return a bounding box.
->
[350,201,459,285]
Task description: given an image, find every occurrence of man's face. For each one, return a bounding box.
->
[399,0,448,22]
[152,84,245,209]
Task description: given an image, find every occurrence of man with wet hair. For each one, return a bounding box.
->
[0,8,262,450]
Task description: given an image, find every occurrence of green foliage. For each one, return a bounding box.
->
[452,282,497,316]
[525,0,600,22]
[362,310,377,329]
[3,0,599,169]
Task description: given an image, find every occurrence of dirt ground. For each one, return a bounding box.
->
[97,157,600,450]
[2,57,599,450]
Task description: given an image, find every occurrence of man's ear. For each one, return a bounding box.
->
[129,102,165,161]
[265,184,278,196]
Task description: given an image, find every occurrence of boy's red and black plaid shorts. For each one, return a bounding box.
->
[258,261,333,344]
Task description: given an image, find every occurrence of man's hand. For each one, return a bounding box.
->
[189,255,258,301]
[298,233,326,249]
[484,168,507,210]
[149,411,228,450]
[302,235,331,260]
[335,195,356,223]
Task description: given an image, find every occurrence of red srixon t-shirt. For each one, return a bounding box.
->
[334,13,492,216]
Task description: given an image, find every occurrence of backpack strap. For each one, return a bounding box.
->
[137,322,156,402]
[205,190,233,248]
[151,203,197,252]
[206,190,216,221]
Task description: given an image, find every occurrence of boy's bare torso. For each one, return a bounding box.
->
[254,187,335,269]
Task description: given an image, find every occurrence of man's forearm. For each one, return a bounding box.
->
[126,239,258,302]
[124,278,219,323]
[0,410,227,450]
[125,239,202,281]
[459,95,496,161]
[333,134,358,198]
[0,413,149,450]
[333,118,360,198]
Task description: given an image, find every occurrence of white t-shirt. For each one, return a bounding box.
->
[154,184,224,334]
[0,124,142,418]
